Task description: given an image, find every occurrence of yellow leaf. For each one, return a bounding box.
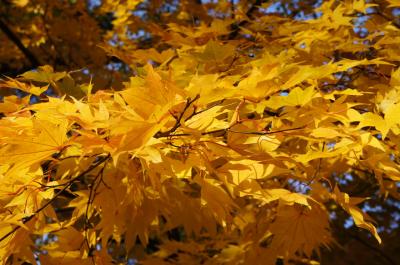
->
[197,40,235,62]
[184,105,228,131]
[269,202,331,258]
[258,135,281,152]
[20,65,66,84]
[1,78,48,96]
[311,127,342,139]
[11,0,28,7]
[358,113,389,139]
[386,0,400,7]
[0,118,69,168]
[254,189,311,207]
[384,103,400,134]
[266,86,317,109]
[333,186,381,243]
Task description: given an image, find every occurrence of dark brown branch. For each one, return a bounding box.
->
[155,95,200,138]
[84,159,108,230]
[83,159,107,261]
[0,18,41,68]
[372,11,400,29]
[228,125,306,135]
[350,233,396,265]
[307,142,325,185]
[161,125,306,138]
[227,0,267,39]
[184,99,225,122]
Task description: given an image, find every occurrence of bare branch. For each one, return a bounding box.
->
[227,0,267,39]
[0,19,41,68]
[372,11,400,29]
[161,125,306,138]
[349,233,396,265]
[155,95,200,138]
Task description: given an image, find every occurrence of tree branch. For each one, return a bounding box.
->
[349,233,396,265]
[155,95,200,138]
[227,0,267,39]
[0,18,41,68]
[160,125,306,138]
[371,11,400,29]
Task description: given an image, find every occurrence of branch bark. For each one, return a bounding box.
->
[227,0,267,39]
[0,18,41,68]
[155,95,200,138]
[349,233,396,265]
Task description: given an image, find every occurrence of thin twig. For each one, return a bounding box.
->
[307,142,325,184]
[0,19,41,67]
[155,95,200,138]
[162,125,306,138]
[372,11,400,29]
[349,232,396,265]
[228,126,306,135]
[184,99,225,122]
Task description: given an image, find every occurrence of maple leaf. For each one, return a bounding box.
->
[332,186,382,243]
[269,201,332,259]
[0,78,48,96]
[0,117,69,168]
[20,65,66,84]
[0,0,399,264]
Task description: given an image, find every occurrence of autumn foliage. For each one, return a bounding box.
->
[0,0,400,264]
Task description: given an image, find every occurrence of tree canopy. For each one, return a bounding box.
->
[0,0,400,264]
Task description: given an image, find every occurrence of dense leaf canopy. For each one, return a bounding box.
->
[0,0,399,264]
